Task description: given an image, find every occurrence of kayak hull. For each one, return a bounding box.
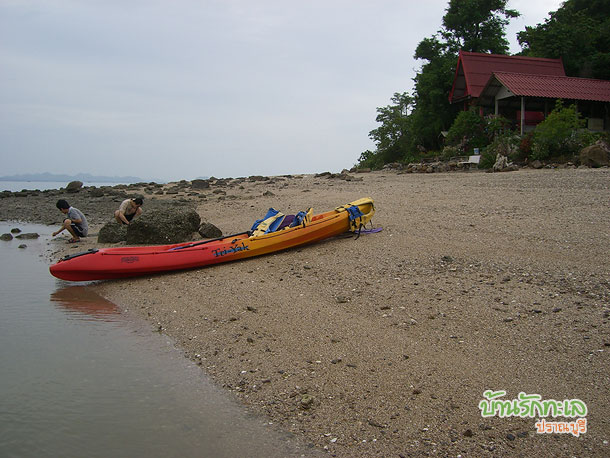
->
[49,198,374,281]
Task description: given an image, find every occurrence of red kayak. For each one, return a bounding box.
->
[49,198,375,281]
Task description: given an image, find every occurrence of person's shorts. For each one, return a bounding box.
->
[125,212,135,222]
[71,224,86,237]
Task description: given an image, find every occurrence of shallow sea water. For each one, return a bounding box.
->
[0,222,314,457]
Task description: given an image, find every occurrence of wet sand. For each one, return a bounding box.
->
[4,168,609,456]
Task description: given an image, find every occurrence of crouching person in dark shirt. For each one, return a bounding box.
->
[52,199,89,243]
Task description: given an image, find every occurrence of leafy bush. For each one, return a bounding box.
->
[446,110,487,153]
[356,149,385,170]
[486,133,521,161]
[530,101,591,160]
[440,145,462,160]
[401,153,423,165]
[484,114,512,140]
[446,111,512,155]
[478,150,497,169]
[518,132,534,161]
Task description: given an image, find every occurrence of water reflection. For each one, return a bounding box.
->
[1,222,319,457]
[50,286,121,321]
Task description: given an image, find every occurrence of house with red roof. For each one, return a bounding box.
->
[449,51,610,134]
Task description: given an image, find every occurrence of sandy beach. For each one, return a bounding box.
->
[3,167,609,456]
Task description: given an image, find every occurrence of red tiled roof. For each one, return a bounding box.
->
[491,72,610,102]
[449,51,565,103]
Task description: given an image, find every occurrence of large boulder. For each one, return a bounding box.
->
[126,208,201,244]
[97,221,128,243]
[191,179,210,189]
[580,141,610,167]
[66,180,83,192]
[89,187,105,198]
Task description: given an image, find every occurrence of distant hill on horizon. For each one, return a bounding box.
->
[0,172,145,183]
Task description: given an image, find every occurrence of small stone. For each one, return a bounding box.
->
[552,307,562,313]
[368,419,384,428]
[299,394,315,410]
[10,228,21,234]
[0,233,13,241]
[506,433,516,441]
[463,429,473,437]
[18,244,27,249]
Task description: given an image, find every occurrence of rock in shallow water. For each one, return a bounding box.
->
[15,232,39,239]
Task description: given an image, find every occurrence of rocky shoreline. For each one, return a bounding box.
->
[2,168,609,457]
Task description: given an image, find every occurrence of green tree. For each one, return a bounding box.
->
[409,40,459,152]
[442,0,519,54]
[362,92,413,167]
[518,0,610,79]
[360,0,521,166]
[410,0,520,151]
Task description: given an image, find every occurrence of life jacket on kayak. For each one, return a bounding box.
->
[335,197,375,231]
[250,207,313,237]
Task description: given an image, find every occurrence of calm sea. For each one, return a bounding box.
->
[0,222,315,457]
[1,181,126,192]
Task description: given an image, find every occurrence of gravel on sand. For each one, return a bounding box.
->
[4,168,609,457]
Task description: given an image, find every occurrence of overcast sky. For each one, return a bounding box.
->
[1,0,563,182]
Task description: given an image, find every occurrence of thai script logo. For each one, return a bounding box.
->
[212,242,249,258]
[534,418,587,437]
[479,390,588,437]
[120,256,140,264]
